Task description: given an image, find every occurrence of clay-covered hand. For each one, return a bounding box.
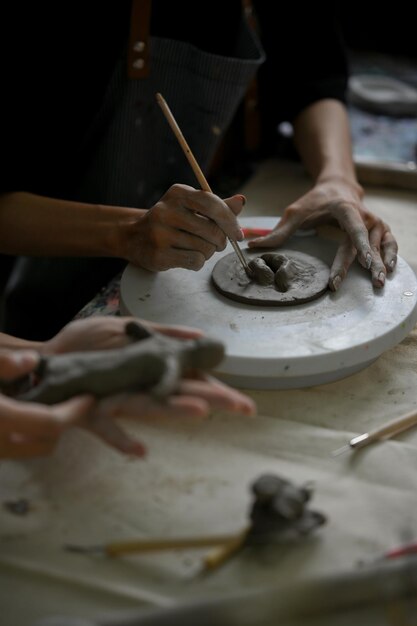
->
[248,177,398,291]
[42,315,205,356]
[123,184,245,271]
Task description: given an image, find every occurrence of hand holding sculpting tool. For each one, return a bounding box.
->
[156,92,250,274]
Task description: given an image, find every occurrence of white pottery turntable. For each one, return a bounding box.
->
[120,217,417,389]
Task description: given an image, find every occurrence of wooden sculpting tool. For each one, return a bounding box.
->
[155,92,250,274]
[202,528,250,571]
[66,474,325,575]
[332,408,417,456]
[65,533,240,557]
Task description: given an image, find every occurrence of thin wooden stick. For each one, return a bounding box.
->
[202,528,250,571]
[155,92,250,272]
[66,532,243,557]
[106,533,242,557]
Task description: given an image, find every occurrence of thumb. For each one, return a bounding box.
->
[0,350,40,380]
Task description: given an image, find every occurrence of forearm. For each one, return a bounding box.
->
[0,332,42,351]
[292,99,360,188]
[0,192,145,257]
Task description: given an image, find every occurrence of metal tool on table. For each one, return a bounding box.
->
[332,408,417,456]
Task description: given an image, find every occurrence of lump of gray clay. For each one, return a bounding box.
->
[247,257,275,285]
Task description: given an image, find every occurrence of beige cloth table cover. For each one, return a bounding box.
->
[1,160,417,626]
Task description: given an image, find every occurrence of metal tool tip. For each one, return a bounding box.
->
[64,544,104,555]
[331,444,351,457]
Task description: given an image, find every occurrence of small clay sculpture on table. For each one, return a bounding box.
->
[248,473,326,542]
[203,472,326,570]
[212,249,329,306]
[12,321,225,405]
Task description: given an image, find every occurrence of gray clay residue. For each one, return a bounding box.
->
[212,249,329,306]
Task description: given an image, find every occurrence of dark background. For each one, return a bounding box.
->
[339,4,416,60]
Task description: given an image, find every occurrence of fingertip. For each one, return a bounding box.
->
[231,193,246,207]
[241,401,257,416]
[190,400,211,418]
[247,235,276,248]
[229,395,257,416]
[62,394,96,415]
[11,350,40,370]
[372,271,386,288]
[125,441,147,458]
[359,252,372,270]
[173,397,211,418]
[329,274,342,292]
[387,257,397,273]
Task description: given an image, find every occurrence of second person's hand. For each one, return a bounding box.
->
[248,176,398,291]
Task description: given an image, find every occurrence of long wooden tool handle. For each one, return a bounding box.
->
[351,408,417,449]
[202,529,249,571]
[105,533,241,557]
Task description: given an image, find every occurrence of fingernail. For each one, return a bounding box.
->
[378,271,385,286]
[236,229,244,241]
[389,258,396,271]
[238,194,246,206]
[330,275,341,291]
[365,253,372,269]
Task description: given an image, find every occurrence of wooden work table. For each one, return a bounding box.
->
[1,158,417,626]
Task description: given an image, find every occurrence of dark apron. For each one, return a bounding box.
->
[2,16,264,340]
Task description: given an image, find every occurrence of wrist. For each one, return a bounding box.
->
[109,206,147,259]
[316,172,364,198]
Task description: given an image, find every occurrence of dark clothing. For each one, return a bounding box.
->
[0,1,348,340]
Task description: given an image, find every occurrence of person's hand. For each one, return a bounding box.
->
[123,185,245,271]
[0,349,39,380]
[42,316,205,355]
[0,324,257,459]
[0,349,96,458]
[247,176,398,291]
[82,372,256,457]
[0,364,255,460]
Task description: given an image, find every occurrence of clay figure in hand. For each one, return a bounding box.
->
[14,321,225,405]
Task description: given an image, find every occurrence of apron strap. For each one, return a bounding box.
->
[128,0,152,79]
[242,0,261,154]
[127,0,261,153]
